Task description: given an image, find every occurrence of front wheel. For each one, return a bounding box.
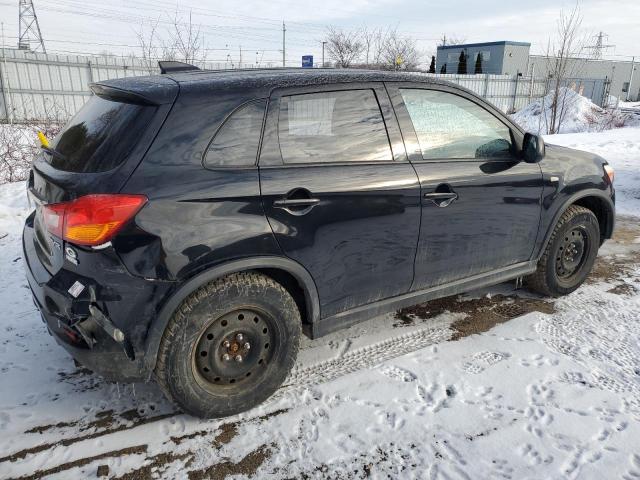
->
[526,205,600,297]
[155,272,301,418]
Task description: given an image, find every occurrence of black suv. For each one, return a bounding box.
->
[23,65,615,418]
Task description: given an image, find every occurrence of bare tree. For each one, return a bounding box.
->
[361,26,379,65]
[135,18,162,74]
[135,9,205,70]
[378,29,422,71]
[325,26,365,68]
[166,9,205,64]
[543,3,587,134]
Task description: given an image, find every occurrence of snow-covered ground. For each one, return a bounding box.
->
[1,128,640,479]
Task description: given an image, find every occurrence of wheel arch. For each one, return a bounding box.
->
[537,190,615,261]
[142,256,320,378]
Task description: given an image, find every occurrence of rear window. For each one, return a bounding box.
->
[204,100,266,168]
[48,96,155,173]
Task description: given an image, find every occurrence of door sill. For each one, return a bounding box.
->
[307,261,537,338]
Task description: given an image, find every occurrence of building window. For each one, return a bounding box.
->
[622,82,630,93]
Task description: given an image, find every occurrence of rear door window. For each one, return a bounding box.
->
[277,89,392,164]
[204,99,266,168]
[49,96,156,173]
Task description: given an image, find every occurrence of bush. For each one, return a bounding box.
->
[0,122,62,184]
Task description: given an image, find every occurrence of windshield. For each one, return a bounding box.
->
[48,96,156,173]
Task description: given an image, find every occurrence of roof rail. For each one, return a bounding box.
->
[158,61,200,74]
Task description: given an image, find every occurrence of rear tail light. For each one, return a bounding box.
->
[604,164,615,184]
[42,194,147,246]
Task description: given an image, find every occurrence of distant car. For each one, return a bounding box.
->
[23,63,615,418]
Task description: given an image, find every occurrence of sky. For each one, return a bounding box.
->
[0,0,638,69]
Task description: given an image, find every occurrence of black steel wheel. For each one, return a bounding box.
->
[192,308,276,391]
[155,272,301,418]
[555,226,590,280]
[526,205,600,297]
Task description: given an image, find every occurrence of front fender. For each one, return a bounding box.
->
[534,188,615,262]
[140,255,320,379]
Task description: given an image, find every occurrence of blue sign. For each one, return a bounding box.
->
[302,55,313,68]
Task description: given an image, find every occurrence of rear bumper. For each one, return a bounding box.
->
[22,214,164,382]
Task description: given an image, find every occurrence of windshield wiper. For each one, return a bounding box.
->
[40,145,67,161]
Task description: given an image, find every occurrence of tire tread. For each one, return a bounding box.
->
[154,271,300,416]
[526,205,597,297]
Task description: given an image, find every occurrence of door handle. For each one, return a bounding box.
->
[273,198,320,208]
[424,191,458,208]
[273,189,320,215]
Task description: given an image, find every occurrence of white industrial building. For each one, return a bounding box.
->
[437,41,639,102]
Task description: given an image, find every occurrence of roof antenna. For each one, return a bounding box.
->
[158,60,200,74]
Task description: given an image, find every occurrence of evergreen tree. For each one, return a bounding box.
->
[440,63,447,74]
[428,55,436,73]
[457,50,467,74]
[474,52,483,74]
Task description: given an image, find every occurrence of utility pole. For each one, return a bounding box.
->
[282,21,286,68]
[583,31,615,60]
[18,0,46,53]
[322,41,327,67]
[628,57,636,102]
[1,22,12,123]
[239,45,242,68]
[529,63,536,102]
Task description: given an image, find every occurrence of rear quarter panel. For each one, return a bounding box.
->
[119,85,281,281]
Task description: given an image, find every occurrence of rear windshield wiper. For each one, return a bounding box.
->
[40,145,67,162]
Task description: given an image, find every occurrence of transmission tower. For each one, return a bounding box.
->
[18,0,46,53]
[582,31,614,60]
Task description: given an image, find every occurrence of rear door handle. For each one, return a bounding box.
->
[273,198,320,208]
[424,191,458,208]
[273,190,321,215]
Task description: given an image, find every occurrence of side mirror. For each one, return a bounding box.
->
[523,132,545,163]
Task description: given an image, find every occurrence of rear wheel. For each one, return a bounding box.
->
[526,205,600,297]
[155,272,301,418]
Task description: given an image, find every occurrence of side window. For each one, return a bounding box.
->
[277,89,392,164]
[204,99,266,168]
[399,89,513,160]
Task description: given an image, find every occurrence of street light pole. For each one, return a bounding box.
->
[282,21,286,67]
[322,41,327,67]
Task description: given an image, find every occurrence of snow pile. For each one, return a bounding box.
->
[0,180,30,237]
[512,87,634,134]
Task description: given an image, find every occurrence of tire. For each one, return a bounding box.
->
[155,272,301,418]
[526,205,600,297]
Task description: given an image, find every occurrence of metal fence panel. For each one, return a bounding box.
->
[0,48,611,122]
